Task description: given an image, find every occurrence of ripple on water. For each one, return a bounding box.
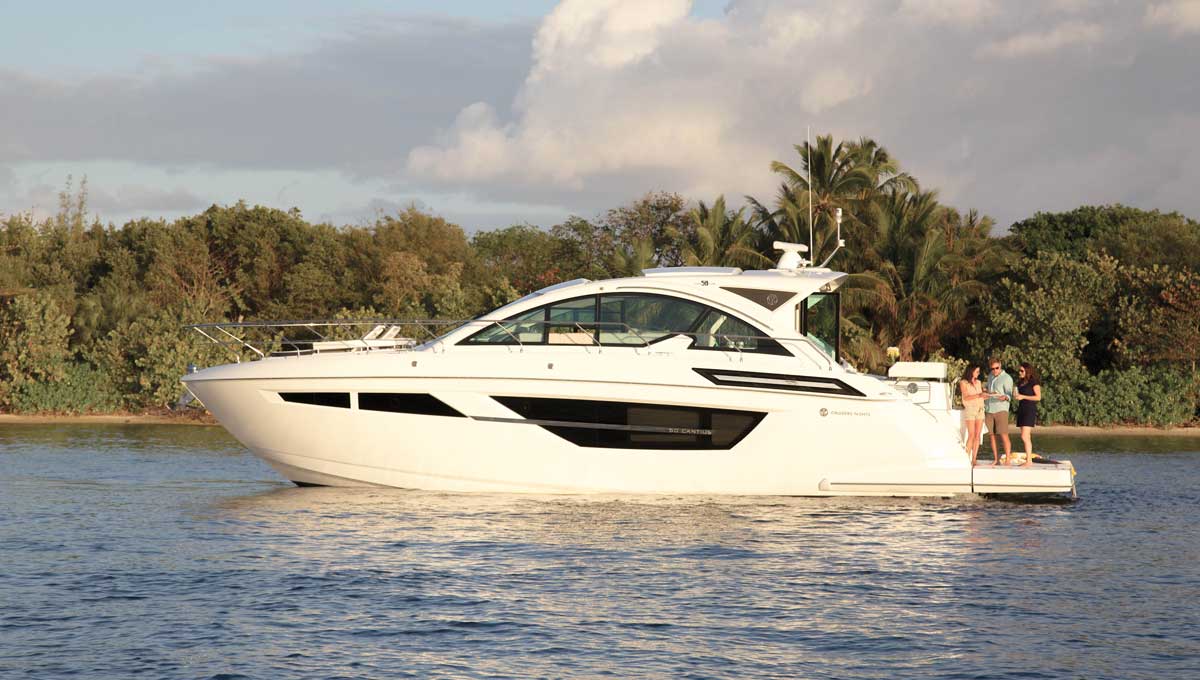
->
[2,426,1200,678]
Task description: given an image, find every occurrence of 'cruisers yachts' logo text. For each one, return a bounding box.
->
[819,408,870,417]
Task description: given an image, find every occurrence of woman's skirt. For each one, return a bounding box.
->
[1016,404,1037,428]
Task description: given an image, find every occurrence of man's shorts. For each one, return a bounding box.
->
[985,410,1009,435]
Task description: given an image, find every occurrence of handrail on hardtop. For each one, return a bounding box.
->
[185,318,837,369]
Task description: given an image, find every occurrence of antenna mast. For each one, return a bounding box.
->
[818,207,845,268]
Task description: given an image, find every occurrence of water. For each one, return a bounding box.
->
[2,425,1199,679]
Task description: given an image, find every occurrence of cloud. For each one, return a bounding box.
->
[0,165,16,194]
[0,16,533,175]
[403,0,1200,229]
[898,0,998,26]
[1144,0,1200,35]
[85,183,209,216]
[531,0,691,73]
[760,2,867,50]
[5,1,1200,232]
[0,171,208,222]
[978,22,1105,59]
[801,71,872,114]
[405,0,881,209]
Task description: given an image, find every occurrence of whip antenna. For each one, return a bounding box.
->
[807,125,813,263]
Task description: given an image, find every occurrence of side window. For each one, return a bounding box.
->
[598,294,706,344]
[801,293,840,360]
[547,296,598,345]
[461,295,598,345]
[692,310,788,355]
[462,306,546,345]
[460,292,788,356]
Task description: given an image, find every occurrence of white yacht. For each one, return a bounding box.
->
[183,243,1075,498]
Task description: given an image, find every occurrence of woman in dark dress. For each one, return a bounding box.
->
[1014,362,1041,466]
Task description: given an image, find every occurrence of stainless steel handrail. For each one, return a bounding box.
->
[185,318,839,368]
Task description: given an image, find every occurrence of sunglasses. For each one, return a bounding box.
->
[990,366,1001,371]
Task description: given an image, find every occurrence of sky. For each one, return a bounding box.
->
[2,0,1198,233]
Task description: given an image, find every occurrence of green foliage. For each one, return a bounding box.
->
[1010,204,1137,257]
[70,246,157,349]
[9,362,123,414]
[3,155,1197,428]
[0,292,73,408]
[765,135,914,269]
[609,237,656,277]
[549,216,617,280]
[374,252,466,318]
[756,136,1010,372]
[88,303,228,409]
[1041,365,1198,427]
[1093,212,1200,271]
[600,192,691,267]
[1009,204,1193,261]
[1112,266,1200,367]
[472,225,565,294]
[971,252,1118,386]
[678,196,769,268]
[846,191,988,365]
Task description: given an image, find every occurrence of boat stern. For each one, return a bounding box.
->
[972,460,1076,499]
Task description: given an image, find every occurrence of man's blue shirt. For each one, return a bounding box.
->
[986,370,1014,413]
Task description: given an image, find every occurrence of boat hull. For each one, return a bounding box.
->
[183,354,1073,498]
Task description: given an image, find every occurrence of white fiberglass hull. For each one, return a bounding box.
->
[183,350,1074,497]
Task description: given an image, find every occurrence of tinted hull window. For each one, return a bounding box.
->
[359,393,464,417]
[280,392,351,408]
[494,396,764,450]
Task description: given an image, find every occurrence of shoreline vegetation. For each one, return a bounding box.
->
[2,135,1198,427]
[0,411,216,426]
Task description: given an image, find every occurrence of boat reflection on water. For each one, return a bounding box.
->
[210,486,1071,576]
[205,486,1088,675]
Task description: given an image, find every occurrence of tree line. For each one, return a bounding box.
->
[2,137,1199,425]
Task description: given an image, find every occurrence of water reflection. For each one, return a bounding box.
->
[3,427,1199,678]
[207,487,988,667]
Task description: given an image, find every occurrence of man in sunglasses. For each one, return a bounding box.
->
[984,358,1014,465]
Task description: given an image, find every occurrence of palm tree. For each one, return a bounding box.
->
[679,196,771,268]
[759,135,914,269]
[748,184,849,269]
[768,136,871,264]
[845,137,916,197]
[842,190,991,365]
[609,237,656,277]
[749,134,1003,370]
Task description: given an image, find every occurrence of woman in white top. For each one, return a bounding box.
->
[959,365,987,465]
